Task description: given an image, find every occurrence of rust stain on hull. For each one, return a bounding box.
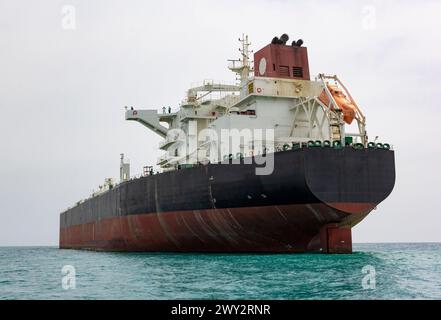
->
[60,203,372,253]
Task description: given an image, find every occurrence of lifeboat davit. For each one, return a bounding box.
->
[319,84,357,124]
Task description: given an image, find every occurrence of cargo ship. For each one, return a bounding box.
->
[60,34,395,253]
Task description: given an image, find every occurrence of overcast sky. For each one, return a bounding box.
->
[0,0,440,246]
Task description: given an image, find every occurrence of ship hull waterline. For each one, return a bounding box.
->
[59,147,395,254]
[60,204,372,253]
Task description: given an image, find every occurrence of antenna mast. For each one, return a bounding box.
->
[228,34,253,87]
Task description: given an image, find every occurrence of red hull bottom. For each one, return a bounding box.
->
[60,203,372,254]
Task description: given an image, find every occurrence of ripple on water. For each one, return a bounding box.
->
[0,244,440,299]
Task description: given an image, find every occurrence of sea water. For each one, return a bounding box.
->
[0,243,440,300]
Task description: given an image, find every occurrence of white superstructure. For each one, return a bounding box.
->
[125,35,367,171]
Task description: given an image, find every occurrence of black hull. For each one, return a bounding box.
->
[60,147,395,253]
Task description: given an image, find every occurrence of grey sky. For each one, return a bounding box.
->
[0,0,440,245]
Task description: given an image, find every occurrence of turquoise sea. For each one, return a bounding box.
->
[0,243,440,300]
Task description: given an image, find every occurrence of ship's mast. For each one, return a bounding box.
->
[228,34,253,87]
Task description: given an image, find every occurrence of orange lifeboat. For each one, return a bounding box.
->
[319,84,357,124]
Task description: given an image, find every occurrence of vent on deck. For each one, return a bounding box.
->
[279,65,290,77]
[293,66,303,78]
